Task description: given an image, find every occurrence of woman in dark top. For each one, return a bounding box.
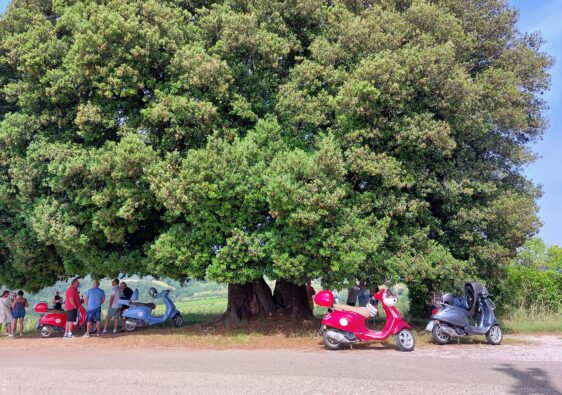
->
[53,295,63,310]
[11,290,28,337]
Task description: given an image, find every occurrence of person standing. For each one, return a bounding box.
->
[103,279,122,334]
[306,280,316,312]
[119,282,133,313]
[332,289,340,304]
[83,280,105,338]
[346,283,359,306]
[53,295,63,310]
[357,282,371,307]
[51,290,63,309]
[64,277,81,339]
[11,290,28,337]
[0,290,14,337]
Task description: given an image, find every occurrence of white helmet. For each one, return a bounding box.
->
[383,290,398,306]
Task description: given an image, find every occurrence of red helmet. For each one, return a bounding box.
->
[314,290,334,307]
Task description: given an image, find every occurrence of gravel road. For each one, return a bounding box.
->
[1,335,561,394]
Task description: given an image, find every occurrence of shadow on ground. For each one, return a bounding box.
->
[494,364,562,395]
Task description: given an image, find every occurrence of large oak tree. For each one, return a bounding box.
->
[0,0,551,319]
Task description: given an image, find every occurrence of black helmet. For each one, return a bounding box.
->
[148,287,158,298]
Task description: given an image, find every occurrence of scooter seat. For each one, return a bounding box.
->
[332,304,372,319]
[45,309,65,314]
[129,302,156,310]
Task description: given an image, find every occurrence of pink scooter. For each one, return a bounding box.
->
[314,288,415,351]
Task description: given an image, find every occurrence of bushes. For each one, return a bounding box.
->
[495,238,561,316]
[503,265,560,314]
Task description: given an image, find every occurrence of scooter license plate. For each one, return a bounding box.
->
[425,321,435,332]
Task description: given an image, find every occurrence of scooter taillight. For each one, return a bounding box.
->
[431,308,439,316]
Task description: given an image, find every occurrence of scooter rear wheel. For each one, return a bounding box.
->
[322,330,341,350]
[123,319,137,332]
[396,329,415,352]
[40,326,52,338]
[432,323,450,345]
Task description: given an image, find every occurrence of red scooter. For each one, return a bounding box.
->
[314,288,415,351]
[34,301,88,338]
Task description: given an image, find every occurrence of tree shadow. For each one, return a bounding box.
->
[494,364,562,395]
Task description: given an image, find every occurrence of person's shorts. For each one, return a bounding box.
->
[66,308,78,322]
[12,310,25,319]
[87,307,102,322]
[107,307,121,319]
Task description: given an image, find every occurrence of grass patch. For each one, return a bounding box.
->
[503,314,562,333]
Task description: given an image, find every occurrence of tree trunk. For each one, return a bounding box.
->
[254,277,276,316]
[219,278,313,325]
[219,278,275,325]
[273,279,313,320]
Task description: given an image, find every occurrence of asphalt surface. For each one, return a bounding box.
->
[1,337,561,394]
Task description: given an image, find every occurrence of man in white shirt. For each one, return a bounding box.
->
[103,279,122,334]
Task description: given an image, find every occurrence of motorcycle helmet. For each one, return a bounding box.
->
[382,289,398,306]
[314,290,334,307]
[442,293,454,305]
[148,287,158,298]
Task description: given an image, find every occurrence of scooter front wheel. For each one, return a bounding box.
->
[172,313,183,328]
[432,323,450,345]
[486,325,502,345]
[396,329,415,352]
[322,330,342,350]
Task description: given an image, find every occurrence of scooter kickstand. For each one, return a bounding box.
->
[349,343,353,350]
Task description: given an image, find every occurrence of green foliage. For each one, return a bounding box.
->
[0,0,552,318]
[495,238,562,315]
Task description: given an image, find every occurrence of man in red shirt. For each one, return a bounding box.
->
[64,278,81,339]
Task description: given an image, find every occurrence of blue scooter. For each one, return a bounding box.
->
[426,282,502,345]
[119,287,183,332]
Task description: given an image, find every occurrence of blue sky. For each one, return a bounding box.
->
[510,0,562,246]
[0,0,560,245]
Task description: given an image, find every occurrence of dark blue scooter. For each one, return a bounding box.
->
[119,287,183,332]
[426,282,502,345]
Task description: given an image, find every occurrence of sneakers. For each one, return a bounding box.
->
[83,333,90,338]
[64,333,75,339]
[102,329,108,334]
[7,333,14,338]
[113,329,119,334]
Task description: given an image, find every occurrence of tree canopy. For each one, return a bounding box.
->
[0,0,551,316]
